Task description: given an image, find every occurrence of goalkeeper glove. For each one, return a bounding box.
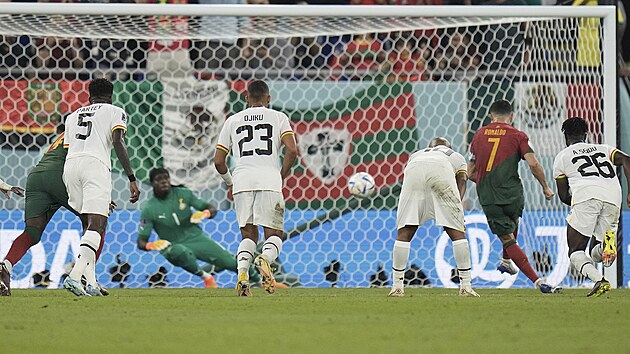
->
[146,239,172,251]
[190,209,212,224]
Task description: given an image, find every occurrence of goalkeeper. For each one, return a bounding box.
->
[137,168,261,288]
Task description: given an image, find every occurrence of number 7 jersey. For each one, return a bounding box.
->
[64,103,128,170]
[216,106,294,194]
[553,142,622,207]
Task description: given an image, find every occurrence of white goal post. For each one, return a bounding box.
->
[0,4,620,289]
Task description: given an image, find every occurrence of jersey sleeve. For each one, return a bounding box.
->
[468,133,477,162]
[552,153,566,180]
[138,207,154,240]
[111,107,128,133]
[279,113,294,140]
[216,119,231,154]
[518,131,534,158]
[451,152,468,175]
[606,145,622,162]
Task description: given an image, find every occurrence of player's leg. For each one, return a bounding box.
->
[65,213,107,296]
[389,225,416,297]
[252,191,285,294]
[159,242,217,288]
[596,202,619,267]
[498,220,519,275]
[567,226,610,297]
[192,237,261,285]
[234,191,256,296]
[443,227,478,297]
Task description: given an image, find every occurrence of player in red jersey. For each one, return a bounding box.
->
[468,100,560,294]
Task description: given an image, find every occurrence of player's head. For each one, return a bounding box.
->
[561,117,588,146]
[428,137,451,148]
[150,167,171,199]
[89,78,113,104]
[489,99,513,123]
[246,80,270,107]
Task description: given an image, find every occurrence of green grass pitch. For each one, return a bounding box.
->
[2,288,629,353]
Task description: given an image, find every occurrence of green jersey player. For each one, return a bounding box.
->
[137,168,263,288]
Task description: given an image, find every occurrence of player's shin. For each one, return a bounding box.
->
[392,240,410,288]
[503,240,539,283]
[452,239,472,286]
[261,236,282,263]
[236,238,256,278]
[570,251,603,282]
[69,230,101,281]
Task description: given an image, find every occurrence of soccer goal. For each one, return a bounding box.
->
[0,3,619,289]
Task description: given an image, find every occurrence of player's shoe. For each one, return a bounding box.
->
[602,230,617,267]
[536,279,563,294]
[236,273,251,297]
[99,285,110,296]
[587,278,611,297]
[0,263,11,296]
[459,286,480,297]
[85,284,103,297]
[497,259,518,275]
[63,277,89,297]
[388,287,405,297]
[254,255,276,295]
[203,275,218,289]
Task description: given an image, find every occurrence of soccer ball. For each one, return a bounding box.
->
[348,172,376,198]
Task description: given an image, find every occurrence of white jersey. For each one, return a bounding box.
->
[406,145,468,175]
[216,106,293,194]
[64,103,128,170]
[553,142,622,207]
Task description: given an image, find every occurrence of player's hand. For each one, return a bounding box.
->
[146,239,171,251]
[129,181,140,203]
[227,185,233,201]
[109,200,117,213]
[543,187,555,200]
[190,209,212,224]
[2,186,24,199]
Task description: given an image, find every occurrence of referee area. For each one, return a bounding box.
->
[3,288,630,353]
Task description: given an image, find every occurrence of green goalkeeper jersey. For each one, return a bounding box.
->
[138,186,210,243]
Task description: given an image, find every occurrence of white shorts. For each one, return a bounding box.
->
[567,199,619,242]
[396,160,465,232]
[233,190,284,231]
[63,157,111,217]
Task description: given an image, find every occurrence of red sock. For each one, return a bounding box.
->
[4,232,34,266]
[504,242,539,283]
[95,232,106,261]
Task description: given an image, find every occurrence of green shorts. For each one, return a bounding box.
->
[25,170,78,221]
[481,199,524,236]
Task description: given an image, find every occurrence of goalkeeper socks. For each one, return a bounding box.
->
[261,236,283,263]
[452,239,472,286]
[5,231,34,266]
[69,230,101,281]
[570,251,603,282]
[503,241,539,283]
[236,238,256,277]
[590,243,603,263]
[392,240,410,288]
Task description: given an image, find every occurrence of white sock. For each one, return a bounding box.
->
[452,239,472,286]
[69,230,101,282]
[261,236,283,263]
[84,260,98,287]
[201,272,212,280]
[236,238,256,278]
[570,251,603,282]
[392,240,410,288]
[590,243,603,263]
[2,260,12,274]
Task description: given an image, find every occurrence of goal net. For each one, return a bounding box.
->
[0,4,618,289]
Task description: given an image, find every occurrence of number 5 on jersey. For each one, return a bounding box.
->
[76,112,94,140]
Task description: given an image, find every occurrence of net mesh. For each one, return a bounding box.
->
[0,9,607,289]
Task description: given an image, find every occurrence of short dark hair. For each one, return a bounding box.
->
[489,100,513,116]
[247,80,269,101]
[89,78,113,98]
[561,117,588,137]
[149,168,169,183]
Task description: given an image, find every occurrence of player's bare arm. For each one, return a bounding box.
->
[213,148,233,197]
[112,129,140,203]
[466,161,477,183]
[612,150,630,207]
[455,171,467,200]
[280,133,298,180]
[523,152,554,200]
[555,177,571,206]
